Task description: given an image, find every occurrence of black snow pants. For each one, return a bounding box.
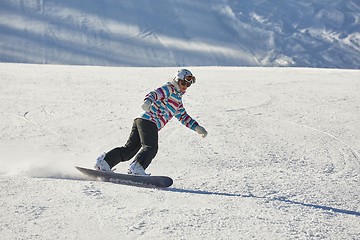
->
[104,118,158,170]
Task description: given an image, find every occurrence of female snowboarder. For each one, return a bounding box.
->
[94,69,208,175]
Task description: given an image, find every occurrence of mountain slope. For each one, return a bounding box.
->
[0,0,359,68]
[1,63,360,239]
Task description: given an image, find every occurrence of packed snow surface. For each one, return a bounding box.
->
[0,63,359,239]
[1,0,360,68]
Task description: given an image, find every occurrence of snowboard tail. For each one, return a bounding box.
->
[75,166,173,188]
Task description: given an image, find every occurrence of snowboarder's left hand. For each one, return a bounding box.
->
[195,125,208,138]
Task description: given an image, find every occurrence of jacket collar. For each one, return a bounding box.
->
[169,81,185,95]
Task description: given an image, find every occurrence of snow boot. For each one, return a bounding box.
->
[128,161,150,176]
[94,152,111,172]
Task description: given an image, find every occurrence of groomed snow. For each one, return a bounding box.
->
[0,63,359,239]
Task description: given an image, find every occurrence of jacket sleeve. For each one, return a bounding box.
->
[144,85,170,103]
[175,104,199,131]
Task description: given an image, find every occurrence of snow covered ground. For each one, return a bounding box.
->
[1,0,360,68]
[0,63,359,239]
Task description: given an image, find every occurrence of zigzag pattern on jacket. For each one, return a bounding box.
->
[139,82,199,131]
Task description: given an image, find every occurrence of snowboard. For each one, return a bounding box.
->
[75,166,173,188]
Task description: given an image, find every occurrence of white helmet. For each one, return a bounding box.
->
[173,69,196,84]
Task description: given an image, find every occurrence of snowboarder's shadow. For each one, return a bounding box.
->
[167,188,360,217]
[166,187,244,197]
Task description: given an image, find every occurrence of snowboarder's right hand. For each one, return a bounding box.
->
[142,99,152,111]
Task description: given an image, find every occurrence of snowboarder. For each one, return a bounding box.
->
[94,69,208,175]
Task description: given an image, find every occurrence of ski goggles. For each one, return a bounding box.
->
[179,75,196,87]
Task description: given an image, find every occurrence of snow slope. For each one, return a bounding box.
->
[1,0,360,68]
[0,63,359,239]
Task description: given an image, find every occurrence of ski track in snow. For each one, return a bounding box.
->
[0,63,359,239]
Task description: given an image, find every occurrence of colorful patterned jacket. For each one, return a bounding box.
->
[139,82,199,131]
